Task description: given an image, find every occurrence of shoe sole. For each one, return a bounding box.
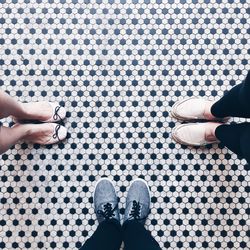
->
[171,110,230,122]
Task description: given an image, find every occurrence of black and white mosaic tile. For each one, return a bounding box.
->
[0,0,250,249]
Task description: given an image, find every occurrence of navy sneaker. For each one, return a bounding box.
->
[124,178,151,225]
[94,177,120,224]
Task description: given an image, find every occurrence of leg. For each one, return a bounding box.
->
[0,90,26,119]
[123,221,161,250]
[211,71,250,118]
[79,178,122,250]
[79,219,122,250]
[215,123,250,163]
[0,123,67,154]
[0,125,29,154]
[172,122,250,163]
[123,179,161,250]
[171,71,250,120]
[0,89,66,122]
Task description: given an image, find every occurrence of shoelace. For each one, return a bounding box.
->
[129,200,141,220]
[53,124,61,141]
[53,106,63,121]
[97,203,117,220]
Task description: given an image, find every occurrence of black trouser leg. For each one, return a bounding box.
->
[211,71,250,118]
[79,219,122,250]
[215,123,250,163]
[122,221,161,250]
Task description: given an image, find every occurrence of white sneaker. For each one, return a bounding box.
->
[172,122,221,146]
[171,97,222,121]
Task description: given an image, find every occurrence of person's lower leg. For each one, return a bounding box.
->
[79,178,122,250]
[0,125,29,154]
[123,221,161,250]
[79,219,122,250]
[215,123,250,158]
[211,72,250,118]
[0,90,55,121]
[0,90,26,119]
[0,123,67,154]
[123,179,161,250]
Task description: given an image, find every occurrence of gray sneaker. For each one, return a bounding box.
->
[94,177,120,224]
[124,178,151,225]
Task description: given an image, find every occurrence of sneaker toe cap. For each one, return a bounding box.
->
[126,179,150,205]
[94,179,118,207]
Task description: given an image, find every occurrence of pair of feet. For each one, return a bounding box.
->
[14,102,67,145]
[171,97,227,146]
[94,178,150,225]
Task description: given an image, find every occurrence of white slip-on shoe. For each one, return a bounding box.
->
[46,124,67,144]
[13,102,66,123]
[172,122,221,146]
[171,97,226,121]
[39,102,66,123]
[19,123,68,145]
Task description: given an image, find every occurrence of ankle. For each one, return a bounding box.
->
[204,101,216,120]
[205,123,221,141]
[12,124,33,140]
[13,103,30,119]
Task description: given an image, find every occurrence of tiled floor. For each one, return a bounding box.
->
[0,0,250,249]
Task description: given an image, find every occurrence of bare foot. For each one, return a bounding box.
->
[15,123,67,145]
[205,122,222,142]
[15,102,54,121]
